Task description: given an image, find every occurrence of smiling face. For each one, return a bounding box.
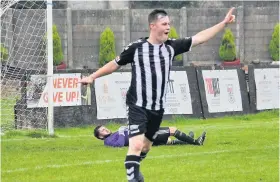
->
[149,15,170,43]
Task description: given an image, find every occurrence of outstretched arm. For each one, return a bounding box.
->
[79,60,120,85]
[79,41,137,85]
[192,7,236,47]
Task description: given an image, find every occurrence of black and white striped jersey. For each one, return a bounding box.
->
[115,37,192,111]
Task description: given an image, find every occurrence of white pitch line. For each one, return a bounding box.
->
[2,145,278,174]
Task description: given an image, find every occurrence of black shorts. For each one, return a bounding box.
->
[152,127,170,146]
[128,104,164,142]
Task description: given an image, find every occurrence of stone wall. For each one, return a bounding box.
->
[1,4,279,70]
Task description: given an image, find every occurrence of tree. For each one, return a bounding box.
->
[269,23,279,61]
[52,25,64,66]
[0,44,8,63]
[44,24,64,66]
[168,26,182,61]
[99,27,116,67]
[219,28,236,61]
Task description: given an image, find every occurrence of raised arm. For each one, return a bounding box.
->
[192,7,236,47]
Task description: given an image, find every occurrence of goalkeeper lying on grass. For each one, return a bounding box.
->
[94,125,206,147]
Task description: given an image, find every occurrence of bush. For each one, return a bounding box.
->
[219,28,236,61]
[168,26,183,61]
[269,23,279,61]
[52,25,64,66]
[99,27,116,67]
[0,44,8,63]
[44,25,64,66]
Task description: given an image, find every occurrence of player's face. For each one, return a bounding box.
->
[150,15,170,43]
[98,126,111,139]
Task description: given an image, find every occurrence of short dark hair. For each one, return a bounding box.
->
[148,9,168,24]
[93,125,103,140]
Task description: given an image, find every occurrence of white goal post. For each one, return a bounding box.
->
[47,0,54,136]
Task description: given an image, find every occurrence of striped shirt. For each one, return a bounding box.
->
[115,37,192,111]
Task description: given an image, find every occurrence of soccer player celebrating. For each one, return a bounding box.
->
[80,8,235,182]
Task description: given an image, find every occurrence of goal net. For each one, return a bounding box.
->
[1,0,49,132]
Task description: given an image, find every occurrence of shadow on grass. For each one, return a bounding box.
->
[3,130,58,138]
[26,131,58,138]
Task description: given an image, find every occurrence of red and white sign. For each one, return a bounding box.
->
[202,70,243,113]
[27,73,81,108]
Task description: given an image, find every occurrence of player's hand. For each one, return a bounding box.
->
[78,76,94,85]
[118,126,126,136]
[118,126,126,132]
[223,7,235,24]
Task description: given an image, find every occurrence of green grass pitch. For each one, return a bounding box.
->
[1,110,279,182]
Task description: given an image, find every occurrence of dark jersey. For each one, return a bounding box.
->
[114,37,192,111]
[104,126,170,147]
